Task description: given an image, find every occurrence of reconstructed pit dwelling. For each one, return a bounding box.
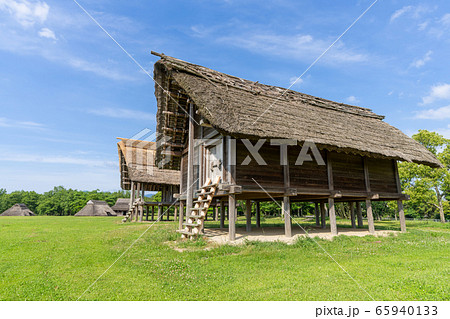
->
[121,52,441,241]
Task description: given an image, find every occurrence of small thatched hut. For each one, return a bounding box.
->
[75,200,117,216]
[111,198,130,215]
[117,138,180,222]
[0,204,35,216]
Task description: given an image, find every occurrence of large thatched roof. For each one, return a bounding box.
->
[75,200,117,216]
[153,53,441,168]
[117,138,180,191]
[0,204,35,216]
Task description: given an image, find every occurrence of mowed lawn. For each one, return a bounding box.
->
[0,216,448,301]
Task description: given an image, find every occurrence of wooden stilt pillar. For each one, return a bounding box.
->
[397,200,406,233]
[356,202,363,227]
[365,199,375,234]
[186,103,195,216]
[228,195,236,241]
[139,188,145,222]
[135,183,141,222]
[151,205,155,221]
[220,201,225,228]
[166,205,170,221]
[314,203,320,226]
[158,204,162,220]
[145,206,149,221]
[320,202,326,229]
[178,201,184,230]
[246,199,251,232]
[256,201,261,228]
[214,204,219,221]
[283,196,292,237]
[350,202,356,229]
[328,198,337,236]
[174,205,178,222]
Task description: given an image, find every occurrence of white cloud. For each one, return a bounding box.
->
[289,76,304,88]
[0,152,117,167]
[440,13,450,26]
[422,83,450,104]
[38,27,55,40]
[390,6,413,22]
[410,50,432,68]
[67,58,136,81]
[87,107,155,121]
[218,32,368,64]
[0,117,45,130]
[0,0,49,27]
[418,21,429,30]
[415,105,450,119]
[345,96,360,104]
[435,124,450,139]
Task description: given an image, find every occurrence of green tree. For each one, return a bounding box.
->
[399,130,450,222]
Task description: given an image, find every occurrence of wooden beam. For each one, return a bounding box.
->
[256,201,261,228]
[327,151,334,191]
[214,205,219,221]
[283,197,292,237]
[350,202,356,229]
[220,200,225,228]
[139,188,145,222]
[135,182,141,222]
[356,201,363,227]
[363,158,371,193]
[397,200,406,233]
[328,198,338,236]
[365,199,375,234]
[314,203,320,226]
[129,181,135,220]
[228,194,236,241]
[186,103,195,215]
[246,199,252,232]
[178,201,184,230]
[320,202,326,229]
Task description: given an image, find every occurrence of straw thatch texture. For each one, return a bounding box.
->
[153,54,441,168]
[111,198,129,213]
[118,138,180,191]
[74,200,117,216]
[0,204,35,216]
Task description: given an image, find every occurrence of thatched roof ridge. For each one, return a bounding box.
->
[153,53,441,168]
[0,204,35,216]
[117,138,180,190]
[75,200,117,216]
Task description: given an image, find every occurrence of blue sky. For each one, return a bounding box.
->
[0,0,449,193]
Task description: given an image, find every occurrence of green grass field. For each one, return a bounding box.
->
[0,216,448,301]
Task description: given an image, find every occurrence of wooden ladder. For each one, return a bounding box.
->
[177,176,221,239]
[122,198,142,223]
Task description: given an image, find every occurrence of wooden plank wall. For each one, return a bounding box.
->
[289,148,328,190]
[367,158,398,193]
[330,152,365,191]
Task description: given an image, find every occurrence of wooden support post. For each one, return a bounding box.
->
[328,198,337,236]
[356,201,363,227]
[320,202,326,229]
[256,201,261,228]
[139,188,145,222]
[174,205,178,222]
[365,199,375,234]
[186,102,195,216]
[166,205,170,221]
[220,200,225,228]
[397,200,406,233]
[314,202,320,226]
[158,204,162,220]
[228,194,236,241]
[214,204,219,221]
[145,206,149,221]
[246,199,252,232]
[129,181,135,220]
[350,202,356,229]
[283,197,292,237]
[178,201,184,230]
[135,183,141,222]
[151,205,155,221]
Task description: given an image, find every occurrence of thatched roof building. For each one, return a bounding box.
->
[117,138,180,191]
[75,200,117,216]
[151,52,441,240]
[111,198,129,214]
[153,53,441,169]
[0,204,35,216]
